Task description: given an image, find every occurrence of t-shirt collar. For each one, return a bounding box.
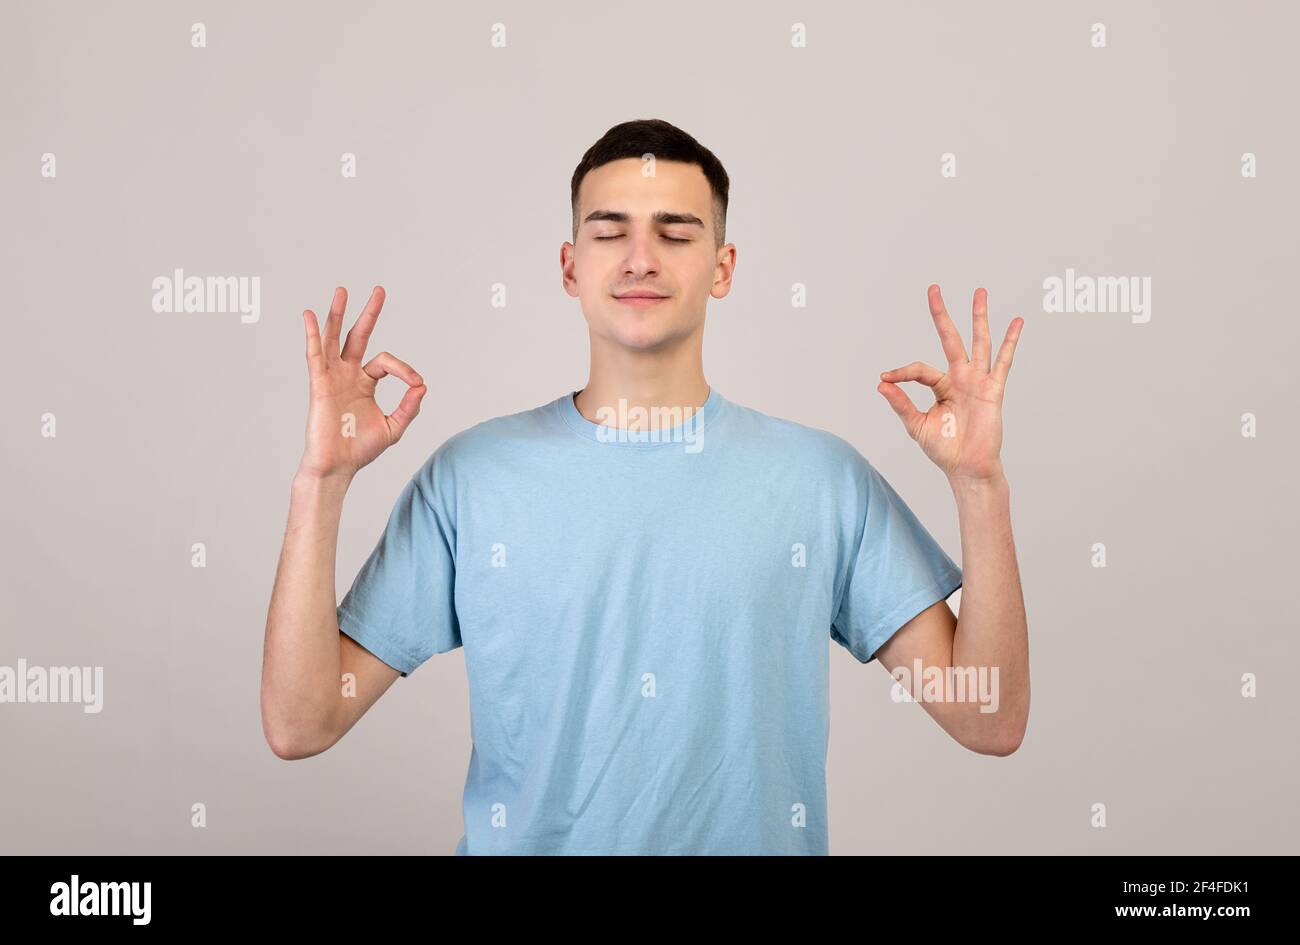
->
[558,386,721,447]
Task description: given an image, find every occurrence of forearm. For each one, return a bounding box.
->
[260,468,354,756]
[948,469,1029,749]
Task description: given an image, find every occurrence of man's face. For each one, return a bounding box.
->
[562,158,735,352]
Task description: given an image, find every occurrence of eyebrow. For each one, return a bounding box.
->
[582,209,705,228]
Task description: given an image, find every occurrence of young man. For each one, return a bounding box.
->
[261,119,1029,855]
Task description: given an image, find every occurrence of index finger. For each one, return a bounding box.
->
[927,284,970,366]
[341,286,386,363]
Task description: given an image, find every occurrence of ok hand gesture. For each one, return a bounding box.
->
[876,285,1022,483]
[298,286,427,481]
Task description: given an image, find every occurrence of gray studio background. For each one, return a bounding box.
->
[2,1,1297,854]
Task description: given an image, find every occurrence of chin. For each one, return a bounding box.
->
[588,306,682,350]
[607,326,678,351]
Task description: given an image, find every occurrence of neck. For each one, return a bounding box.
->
[574,329,710,430]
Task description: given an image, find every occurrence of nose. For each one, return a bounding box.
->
[621,229,661,280]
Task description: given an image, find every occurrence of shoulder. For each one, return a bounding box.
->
[411,396,561,493]
[722,396,872,481]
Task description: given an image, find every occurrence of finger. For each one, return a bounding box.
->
[386,383,427,442]
[362,351,423,387]
[876,380,925,439]
[341,286,386,363]
[323,286,347,359]
[927,284,970,366]
[879,360,945,388]
[992,316,1024,386]
[971,287,991,372]
[303,309,325,378]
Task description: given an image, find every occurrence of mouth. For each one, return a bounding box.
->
[613,293,669,308]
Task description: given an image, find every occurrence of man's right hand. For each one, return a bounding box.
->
[298,286,427,480]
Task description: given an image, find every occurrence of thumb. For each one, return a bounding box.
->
[386,384,427,441]
[877,379,924,438]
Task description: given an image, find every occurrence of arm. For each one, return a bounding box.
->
[261,470,402,760]
[874,474,1027,755]
[873,285,1029,756]
[260,285,427,760]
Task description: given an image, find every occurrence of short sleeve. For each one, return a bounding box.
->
[336,470,461,677]
[831,461,963,664]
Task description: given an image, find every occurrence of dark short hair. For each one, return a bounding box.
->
[570,119,730,248]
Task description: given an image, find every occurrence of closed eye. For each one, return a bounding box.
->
[594,235,691,243]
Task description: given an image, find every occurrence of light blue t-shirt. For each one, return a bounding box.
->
[336,387,962,855]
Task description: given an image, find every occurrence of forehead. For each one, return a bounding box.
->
[577,158,713,218]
